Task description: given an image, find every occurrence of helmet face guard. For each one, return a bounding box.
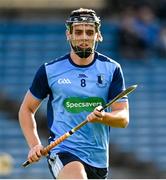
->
[66,10,102,58]
[70,42,94,59]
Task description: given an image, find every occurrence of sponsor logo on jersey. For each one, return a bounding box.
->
[58,78,71,84]
[78,74,88,78]
[63,97,105,113]
[96,74,107,88]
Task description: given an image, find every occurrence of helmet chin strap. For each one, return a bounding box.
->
[71,43,93,58]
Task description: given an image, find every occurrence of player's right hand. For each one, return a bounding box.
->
[28,144,44,163]
[87,105,105,123]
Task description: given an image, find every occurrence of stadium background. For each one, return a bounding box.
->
[0,0,166,178]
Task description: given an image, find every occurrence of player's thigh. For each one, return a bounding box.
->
[57,161,87,179]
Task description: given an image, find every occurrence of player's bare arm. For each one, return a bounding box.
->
[18,91,43,163]
[87,101,129,128]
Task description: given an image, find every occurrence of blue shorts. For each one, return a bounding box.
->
[47,151,108,179]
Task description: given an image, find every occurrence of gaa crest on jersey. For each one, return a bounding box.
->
[96,74,107,88]
[58,78,71,84]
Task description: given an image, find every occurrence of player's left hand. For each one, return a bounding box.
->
[28,144,43,163]
[87,105,105,123]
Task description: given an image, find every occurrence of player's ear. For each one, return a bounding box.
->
[97,32,103,42]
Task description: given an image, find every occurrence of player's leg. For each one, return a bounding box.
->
[47,152,87,179]
[57,161,87,179]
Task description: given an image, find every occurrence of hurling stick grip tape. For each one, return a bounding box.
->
[22,84,137,168]
[40,118,89,156]
[22,133,71,167]
[42,118,89,155]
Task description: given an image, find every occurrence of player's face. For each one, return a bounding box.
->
[69,23,98,49]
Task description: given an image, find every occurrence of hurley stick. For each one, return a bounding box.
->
[22,84,137,167]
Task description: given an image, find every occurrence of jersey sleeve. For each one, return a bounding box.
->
[29,64,50,100]
[108,64,127,101]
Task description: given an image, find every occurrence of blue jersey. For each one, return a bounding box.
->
[30,51,127,168]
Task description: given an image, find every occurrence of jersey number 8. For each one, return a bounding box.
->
[81,79,86,87]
